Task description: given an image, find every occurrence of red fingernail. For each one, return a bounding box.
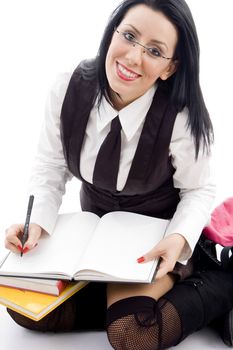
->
[17,245,23,252]
[137,256,145,263]
[23,247,29,254]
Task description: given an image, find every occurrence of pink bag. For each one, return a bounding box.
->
[203,197,233,246]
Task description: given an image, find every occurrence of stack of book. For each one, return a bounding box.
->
[0,279,87,321]
[0,211,169,321]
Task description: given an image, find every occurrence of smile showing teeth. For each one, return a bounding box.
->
[117,63,139,80]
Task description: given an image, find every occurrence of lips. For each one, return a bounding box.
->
[116,62,141,81]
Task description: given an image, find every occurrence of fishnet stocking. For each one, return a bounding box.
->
[107,296,182,350]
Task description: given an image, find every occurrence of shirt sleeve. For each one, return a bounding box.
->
[28,72,73,234]
[165,108,216,261]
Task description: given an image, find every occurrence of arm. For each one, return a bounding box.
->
[139,108,216,277]
[27,72,73,234]
[165,107,216,260]
[5,72,73,253]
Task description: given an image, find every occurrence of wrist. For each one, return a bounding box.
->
[169,233,187,248]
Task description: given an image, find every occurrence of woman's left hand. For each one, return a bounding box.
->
[137,233,187,280]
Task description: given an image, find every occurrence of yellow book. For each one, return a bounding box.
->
[0,281,88,321]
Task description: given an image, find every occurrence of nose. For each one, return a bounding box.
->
[133,42,146,53]
[125,43,145,66]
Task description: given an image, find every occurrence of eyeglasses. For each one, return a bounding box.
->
[114,28,174,61]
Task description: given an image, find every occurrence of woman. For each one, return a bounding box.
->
[5,0,233,348]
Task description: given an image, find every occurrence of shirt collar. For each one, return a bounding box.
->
[96,85,157,141]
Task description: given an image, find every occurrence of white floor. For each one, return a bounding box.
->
[0,304,228,350]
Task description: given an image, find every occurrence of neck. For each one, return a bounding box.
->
[109,90,137,111]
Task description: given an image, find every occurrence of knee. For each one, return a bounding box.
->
[107,314,163,350]
[106,296,163,350]
[107,315,133,350]
[106,296,183,350]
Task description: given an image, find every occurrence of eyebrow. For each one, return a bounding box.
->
[122,24,169,51]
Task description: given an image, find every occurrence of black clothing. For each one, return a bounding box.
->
[7,270,233,350]
[60,61,180,219]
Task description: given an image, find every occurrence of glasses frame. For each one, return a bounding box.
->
[114,28,174,61]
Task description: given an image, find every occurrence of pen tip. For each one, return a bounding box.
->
[20,252,23,257]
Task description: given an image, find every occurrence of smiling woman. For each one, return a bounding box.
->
[2,1,233,350]
[105,5,178,109]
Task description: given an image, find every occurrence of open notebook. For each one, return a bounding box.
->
[0,211,169,283]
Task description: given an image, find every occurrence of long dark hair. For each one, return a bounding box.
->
[84,0,213,158]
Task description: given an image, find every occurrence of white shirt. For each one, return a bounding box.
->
[80,82,156,190]
[28,71,216,261]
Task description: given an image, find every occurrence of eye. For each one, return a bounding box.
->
[122,31,136,43]
[148,47,162,58]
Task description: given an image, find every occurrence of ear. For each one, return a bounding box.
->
[160,60,178,81]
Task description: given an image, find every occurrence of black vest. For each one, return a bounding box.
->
[60,61,180,219]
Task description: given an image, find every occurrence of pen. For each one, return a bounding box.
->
[21,195,34,257]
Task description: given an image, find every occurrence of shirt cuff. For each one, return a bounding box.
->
[29,201,59,235]
[164,209,210,261]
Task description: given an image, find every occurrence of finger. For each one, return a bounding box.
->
[137,246,162,264]
[23,226,42,250]
[4,240,22,254]
[5,235,22,249]
[5,225,24,250]
[5,224,24,237]
[155,266,169,279]
[155,259,175,279]
[22,243,38,254]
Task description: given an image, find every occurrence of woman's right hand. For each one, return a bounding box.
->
[5,223,43,254]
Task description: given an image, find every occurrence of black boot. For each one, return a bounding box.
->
[222,309,233,347]
[211,309,233,347]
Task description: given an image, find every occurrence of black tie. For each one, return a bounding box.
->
[93,115,122,191]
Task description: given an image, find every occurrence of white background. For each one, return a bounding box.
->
[0,2,232,349]
[0,0,232,235]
